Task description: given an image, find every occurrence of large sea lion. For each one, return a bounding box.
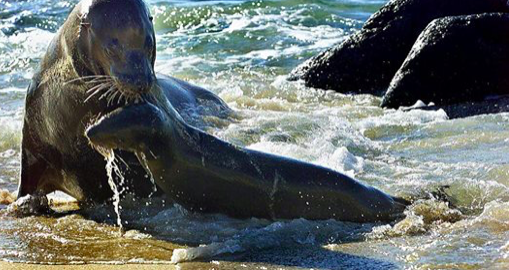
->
[21,0,408,223]
[18,0,231,204]
[86,95,409,222]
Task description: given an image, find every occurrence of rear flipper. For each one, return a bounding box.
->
[388,186,458,221]
[392,196,411,207]
[403,185,456,208]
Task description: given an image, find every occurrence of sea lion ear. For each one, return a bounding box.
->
[78,12,92,29]
[80,21,91,29]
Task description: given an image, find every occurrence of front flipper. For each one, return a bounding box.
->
[8,194,52,217]
[18,146,47,198]
[17,117,56,199]
[17,78,58,199]
[15,125,57,216]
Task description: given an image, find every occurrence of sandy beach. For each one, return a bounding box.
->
[0,262,178,270]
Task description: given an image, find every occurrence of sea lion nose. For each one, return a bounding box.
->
[129,72,154,93]
[111,51,155,93]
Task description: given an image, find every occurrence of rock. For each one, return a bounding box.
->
[381,13,509,109]
[289,0,509,95]
[0,189,15,205]
[7,194,52,216]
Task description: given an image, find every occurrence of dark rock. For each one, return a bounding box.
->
[289,0,509,95]
[381,13,509,109]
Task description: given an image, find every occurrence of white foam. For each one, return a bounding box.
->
[151,211,367,263]
[357,108,449,133]
[171,240,242,264]
[0,87,25,94]
[225,17,251,32]
[463,201,509,231]
[501,241,509,259]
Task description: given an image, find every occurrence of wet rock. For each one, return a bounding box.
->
[0,189,15,205]
[381,13,509,109]
[7,194,52,216]
[289,0,509,95]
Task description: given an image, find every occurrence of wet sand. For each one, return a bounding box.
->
[0,262,178,270]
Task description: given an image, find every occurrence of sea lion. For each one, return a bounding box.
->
[20,0,408,222]
[86,95,409,223]
[17,0,231,204]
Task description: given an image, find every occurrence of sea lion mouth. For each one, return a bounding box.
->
[66,74,150,109]
[85,76,146,105]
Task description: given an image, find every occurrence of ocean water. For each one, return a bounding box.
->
[1,0,509,269]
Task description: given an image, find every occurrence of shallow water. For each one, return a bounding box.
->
[1,0,508,268]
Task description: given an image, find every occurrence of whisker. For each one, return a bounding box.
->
[126,94,135,106]
[99,86,115,99]
[126,95,135,105]
[85,84,110,100]
[108,91,119,107]
[107,87,121,107]
[86,83,109,95]
[117,92,126,105]
[86,78,112,85]
[99,87,116,101]
[64,75,110,85]
[86,82,109,94]
[84,84,111,103]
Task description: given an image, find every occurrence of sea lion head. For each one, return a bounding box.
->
[75,0,156,98]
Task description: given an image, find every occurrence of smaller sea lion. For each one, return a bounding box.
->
[87,97,409,222]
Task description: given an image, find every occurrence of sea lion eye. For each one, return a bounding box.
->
[105,41,120,58]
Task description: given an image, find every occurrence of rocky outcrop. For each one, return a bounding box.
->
[289,0,509,95]
[381,13,509,108]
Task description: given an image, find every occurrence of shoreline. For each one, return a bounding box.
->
[0,261,179,269]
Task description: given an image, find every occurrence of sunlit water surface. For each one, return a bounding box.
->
[1,0,508,269]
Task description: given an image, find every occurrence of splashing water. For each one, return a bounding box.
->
[103,150,126,231]
[136,152,158,200]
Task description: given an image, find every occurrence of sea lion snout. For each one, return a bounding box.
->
[110,50,155,94]
[86,103,169,151]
